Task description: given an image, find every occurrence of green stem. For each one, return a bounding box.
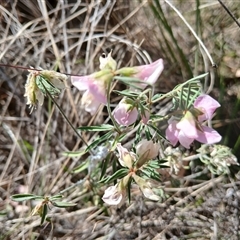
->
[151,72,208,103]
[106,79,121,133]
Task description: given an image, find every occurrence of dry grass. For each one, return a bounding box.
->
[0,0,240,239]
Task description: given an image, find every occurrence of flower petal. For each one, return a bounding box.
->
[88,81,107,104]
[81,91,101,115]
[99,51,117,71]
[113,101,138,126]
[195,125,222,144]
[134,58,164,86]
[136,139,159,160]
[71,75,91,90]
[133,175,160,201]
[116,143,134,168]
[141,110,150,124]
[102,185,123,205]
[194,94,220,121]
[166,120,179,146]
[177,111,198,138]
[178,130,194,149]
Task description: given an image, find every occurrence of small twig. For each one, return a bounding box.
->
[218,0,240,29]
[0,63,85,77]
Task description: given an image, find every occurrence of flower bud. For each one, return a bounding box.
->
[24,70,44,113]
[31,202,44,216]
[99,51,117,71]
[141,109,150,124]
[193,94,221,122]
[113,98,138,126]
[115,67,137,76]
[24,69,67,113]
[102,180,127,206]
[117,143,135,169]
[136,140,159,168]
[102,185,123,206]
[136,139,159,160]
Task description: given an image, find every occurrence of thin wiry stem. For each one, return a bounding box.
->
[40,80,94,155]
[106,79,121,133]
[218,0,240,29]
[0,63,84,77]
[165,0,215,67]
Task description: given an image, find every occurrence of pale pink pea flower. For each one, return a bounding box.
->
[71,52,116,115]
[166,95,222,149]
[136,139,159,160]
[194,94,221,121]
[102,175,130,206]
[133,58,164,87]
[71,74,107,115]
[102,185,124,206]
[102,143,161,205]
[115,58,164,88]
[132,174,160,201]
[116,143,135,169]
[113,99,138,126]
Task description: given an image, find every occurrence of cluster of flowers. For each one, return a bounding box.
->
[24,52,222,206]
[102,140,160,205]
[71,52,164,122]
[70,53,222,205]
[71,53,221,148]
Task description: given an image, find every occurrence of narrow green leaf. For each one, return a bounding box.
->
[113,90,140,98]
[152,93,163,101]
[114,76,151,89]
[72,160,89,173]
[49,194,63,201]
[36,76,61,96]
[100,152,111,180]
[78,124,114,132]
[11,194,43,202]
[52,201,76,208]
[147,124,167,141]
[149,114,165,122]
[86,131,113,153]
[22,140,34,151]
[112,156,117,185]
[134,124,144,147]
[141,168,161,182]
[149,159,160,168]
[127,179,132,203]
[62,150,85,157]
[99,168,129,184]
[40,204,48,225]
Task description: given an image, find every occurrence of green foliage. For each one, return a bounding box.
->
[51,201,77,208]
[85,131,113,153]
[36,76,61,97]
[72,160,88,173]
[11,194,76,225]
[11,194,43,202]
[99,168,129,184]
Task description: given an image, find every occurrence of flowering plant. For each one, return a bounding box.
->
[16,50,237,223]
